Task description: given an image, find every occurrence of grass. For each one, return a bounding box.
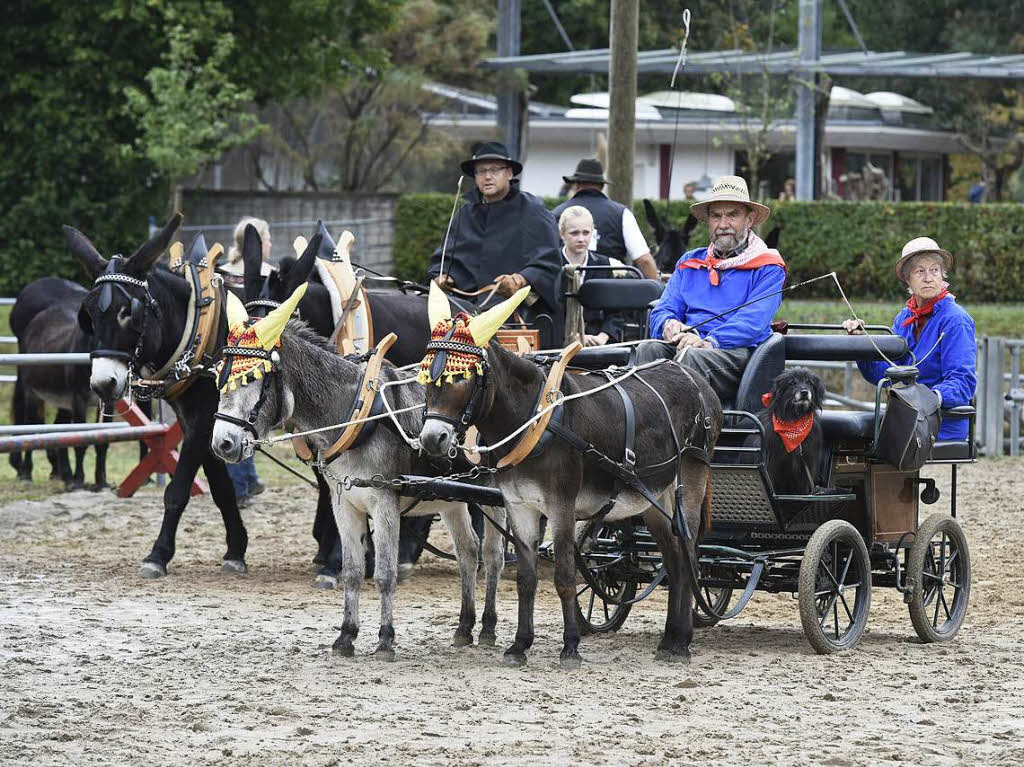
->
[1,296,1019,505]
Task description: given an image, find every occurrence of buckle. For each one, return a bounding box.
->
[624,447,636,469]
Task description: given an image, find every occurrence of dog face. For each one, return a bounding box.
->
[768,368,825,421]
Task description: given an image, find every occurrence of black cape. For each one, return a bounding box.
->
[428,183,564,346]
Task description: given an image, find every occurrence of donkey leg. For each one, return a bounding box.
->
[439,506,480,647]
[333,504,366,657]
[91,405,109,490]
[550,505,584,670]
[142,438,207,578]
[479,506,506,646]
[502,507,541,667]
[312,470,343,589]
[68,395,89,490]
[202,453,249,574]
[371,494,400,660]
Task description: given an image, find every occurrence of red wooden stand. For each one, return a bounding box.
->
[114,400,206,498]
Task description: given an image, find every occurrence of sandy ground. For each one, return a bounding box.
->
[1,460,1023,766]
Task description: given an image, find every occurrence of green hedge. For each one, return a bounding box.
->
[394,196,1024,302]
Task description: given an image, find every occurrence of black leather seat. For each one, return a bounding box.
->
[784,334,908,362]
[576,278,664,311]
[818,411,876,444]
[727,333,786,412]
[569,345,635,369]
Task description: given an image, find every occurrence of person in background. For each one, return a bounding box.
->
[683,181,698,201]
[551,158,658,280]
[844,237,976,441]
[219,216,271,506]
[558,205,625,346]
[778,178,797,201]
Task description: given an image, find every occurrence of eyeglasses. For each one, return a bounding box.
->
[474,165,511,177]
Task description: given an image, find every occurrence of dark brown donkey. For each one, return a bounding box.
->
[417,284,722,668]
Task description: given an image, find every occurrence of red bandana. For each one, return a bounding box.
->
[902,289,951,338]
[761,392,814,452]
[678,252,787,286]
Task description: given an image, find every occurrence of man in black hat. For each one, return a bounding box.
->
[551,158,658,280]
[427,141,564,347]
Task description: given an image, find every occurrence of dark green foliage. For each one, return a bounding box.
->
[394,195,1024,303]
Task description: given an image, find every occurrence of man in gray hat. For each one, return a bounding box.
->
[427,141,564,347]
[551,158,658,279]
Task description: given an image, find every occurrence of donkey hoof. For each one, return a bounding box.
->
[478,632,497,647]
[221,559,248,575]
[332,638,355,657]
[396,562,414,583]
[559,653,583,671]
[374,647,396,662]
[654,646,691,664]
[452,632,473,648]
[140,561,167,579]
[89,482,109,493]
[313,574,339,590]
[501,651,527,668]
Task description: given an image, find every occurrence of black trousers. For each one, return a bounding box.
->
[634,341,752,406]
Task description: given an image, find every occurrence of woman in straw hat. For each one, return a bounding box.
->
[843,237,976,441]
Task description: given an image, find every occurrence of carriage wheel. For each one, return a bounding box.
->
[907,514,971,643]
[575,523,639,635]
[692,568,734,629]
[798,520,872,654]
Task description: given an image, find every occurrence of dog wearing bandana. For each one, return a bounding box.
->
[756,368,826,495]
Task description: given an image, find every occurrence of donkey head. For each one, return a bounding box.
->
[418,282,529,458]
[211,285,307,463]
[643,199,699,273]
[66,213,182,400]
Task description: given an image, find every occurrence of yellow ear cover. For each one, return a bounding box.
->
[252,282,308,350]
[427,279,453,330]
[225,290,249,333]
[466,285,531,345]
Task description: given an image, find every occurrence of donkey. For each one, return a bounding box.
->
[211,286,505,656]
[643,199,781,272]
[418,283,723,667]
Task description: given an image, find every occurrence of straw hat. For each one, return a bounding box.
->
[895,237,953,283]
[689,175,771,226]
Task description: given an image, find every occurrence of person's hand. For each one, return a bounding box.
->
[436,274,456,291]
[495,273,528,297]
[675,334,710,350]
[842,319,865,335]
[583,332,609,347]
[662,319,688,342]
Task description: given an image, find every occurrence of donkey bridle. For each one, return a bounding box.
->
[421,332,491,454]
[89,268,158,368]
[213,346,284,442]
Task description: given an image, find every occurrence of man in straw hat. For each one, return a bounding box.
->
[551,158,658,279]
[427,141,564,347]
[843,236,976,441]
[638,175,787,403]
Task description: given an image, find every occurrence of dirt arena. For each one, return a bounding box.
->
[2,459,1023,766]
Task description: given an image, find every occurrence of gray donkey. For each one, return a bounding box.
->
[418,283,722,668]
[210,286,504,657]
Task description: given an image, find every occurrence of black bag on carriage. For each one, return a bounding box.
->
[875,367,941,471]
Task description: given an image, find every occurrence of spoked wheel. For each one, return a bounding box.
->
[907,513,971,643]
[692,567,734,629]
[575,522,639,635]
[798,520,872,654]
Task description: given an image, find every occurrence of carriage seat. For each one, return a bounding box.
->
[569,345,636,370]
[930,406,977,461]
[784,334,908,362]
[818,410,875,444]
[576,278,664,311]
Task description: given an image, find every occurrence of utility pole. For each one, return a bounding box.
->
[496,0,521,156]
[608,0,638,205]
[795,0,821,200]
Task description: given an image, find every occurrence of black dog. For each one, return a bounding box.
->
[758,367,826,495]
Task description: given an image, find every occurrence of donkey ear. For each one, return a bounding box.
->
[126,212,183,277]
[642,199,665,243]
[285,232,322,293]
[314,219,336,261]
[62,225,108,279]
[242,224,265,301]
[466,285,530,346]
[763,225,781,250]
[427,280,453,329]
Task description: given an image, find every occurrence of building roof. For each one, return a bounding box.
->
[481,48,1024,79]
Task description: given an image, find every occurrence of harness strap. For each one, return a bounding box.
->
[495,341,581,468]
[163,244,224,400]
[584,375,636,539]
[329,273,366,354]
[291,333,398,463]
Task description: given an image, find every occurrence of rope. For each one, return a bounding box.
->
[260,401,423,446]
[828,272,896,367]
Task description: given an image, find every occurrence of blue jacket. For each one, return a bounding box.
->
[857,295,977,441]
[649,247,786,349]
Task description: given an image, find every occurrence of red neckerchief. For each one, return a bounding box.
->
[902,289,951,339]
[678,252,787,286]
[761,392,814,453]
